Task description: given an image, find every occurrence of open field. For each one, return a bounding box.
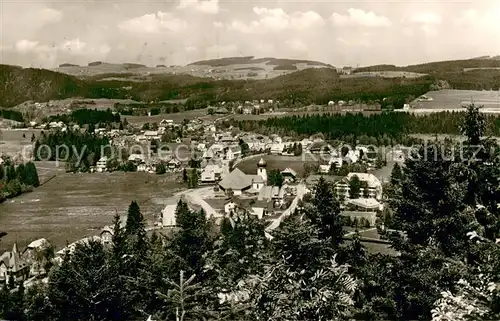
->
[54,59,332,80]
[346,71,426,79]
[411,89,500,111]
[236,154,320,178]
[0,171,184,252]
[0,129,43,157]
[125,108,212,125]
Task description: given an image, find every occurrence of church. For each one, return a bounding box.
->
[218,158,268,196]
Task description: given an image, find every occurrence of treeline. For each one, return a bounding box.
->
[235,111,500,145]
[47,108,120,125]
[0,160,39,203]
[34,130,110,172]
[114,102,182,116]
[0,109,24,122]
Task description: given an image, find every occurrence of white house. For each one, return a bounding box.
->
[96,156,108,172]
[144,131,160,140]
[346,172,383,200]
[270,143,284,155]
[201,164,223,183]
[226,146,242,161]
[281,168,297,183]
[162,203,178,227]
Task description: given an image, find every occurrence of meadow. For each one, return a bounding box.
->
[412,89,500,110]
[0,171,183,252]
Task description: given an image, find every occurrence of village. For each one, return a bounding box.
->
[0,105,405,288]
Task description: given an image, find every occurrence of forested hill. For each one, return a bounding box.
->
[0,64,431,108]
[236,111,500,144]
[188,56,333,67]
[3,57,500,107]
[356,58,500,74]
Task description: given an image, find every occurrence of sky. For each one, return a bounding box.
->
[1,0,500,68]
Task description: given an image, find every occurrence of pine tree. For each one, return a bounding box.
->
[111,214,126,259]
[15,163,26,184]
[307,176,344,247]
[171,200,212,277]
[390,162,403,185]
[125,201,143,236]
[349,175,361,199]
[24,162,40,187]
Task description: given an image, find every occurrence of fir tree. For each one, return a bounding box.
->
[349,175,361,199]
[125,201,143,236]
[307,176,344,247]
[390,162,403,185]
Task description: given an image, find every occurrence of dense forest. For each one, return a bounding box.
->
[33,130,111,172]
[0,109,24,122]
[46,108,121,126]
[3,59,500,108]
[234,110,500,145]
[2,106,500,321]
[0,160,39,203]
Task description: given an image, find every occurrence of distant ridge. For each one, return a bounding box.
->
[88,61,103,66]
[188,56,332,68]
[59,63,79,67]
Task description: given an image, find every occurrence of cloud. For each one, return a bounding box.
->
[15,40,40,54]
[331,8,391,27]
[286,39,307,52]
[59,38,87,54]
[229,7,324,33]
[336,36,371,47]
[213,21,224,28]
[185,46,197,53]
[118,12,187,33]
[408,12,442,24]
[205,44,238,56]
[39,8,63,25]
[177,0,219,14]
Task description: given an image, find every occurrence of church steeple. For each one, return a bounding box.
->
[257,158,267,184]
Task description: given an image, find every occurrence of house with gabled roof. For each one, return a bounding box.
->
[281,168,297,183]
[0,243,29,284]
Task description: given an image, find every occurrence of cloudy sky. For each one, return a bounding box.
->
[1,0,499,68]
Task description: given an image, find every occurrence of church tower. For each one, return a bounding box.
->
[257,158,267,185]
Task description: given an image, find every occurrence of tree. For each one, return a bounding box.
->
[267,169,284,187]
[349,175,361,199]
[187,169,200,189]
[182,168,188,183]
[156,270,209,321]
[306,176,344,246]
[460,103,485,145]
[360,180,370,198]
[171,200,212,277]
[156,162,166,175]
[24,162,40,187]
[125,201,143,236]
[390,162,403,185]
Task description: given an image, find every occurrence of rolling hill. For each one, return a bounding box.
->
[54,56,334,80]
[3,56,500,110]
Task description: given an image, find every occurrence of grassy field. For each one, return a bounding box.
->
[412,89,500,110]
[346,71,426,79]
[236,154,320,178]
[0,129,43,157]
[0,171,184,252]
[125,108,212,125]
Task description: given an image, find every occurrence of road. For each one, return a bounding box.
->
[265,183,308,238]
[175,186,222,219]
